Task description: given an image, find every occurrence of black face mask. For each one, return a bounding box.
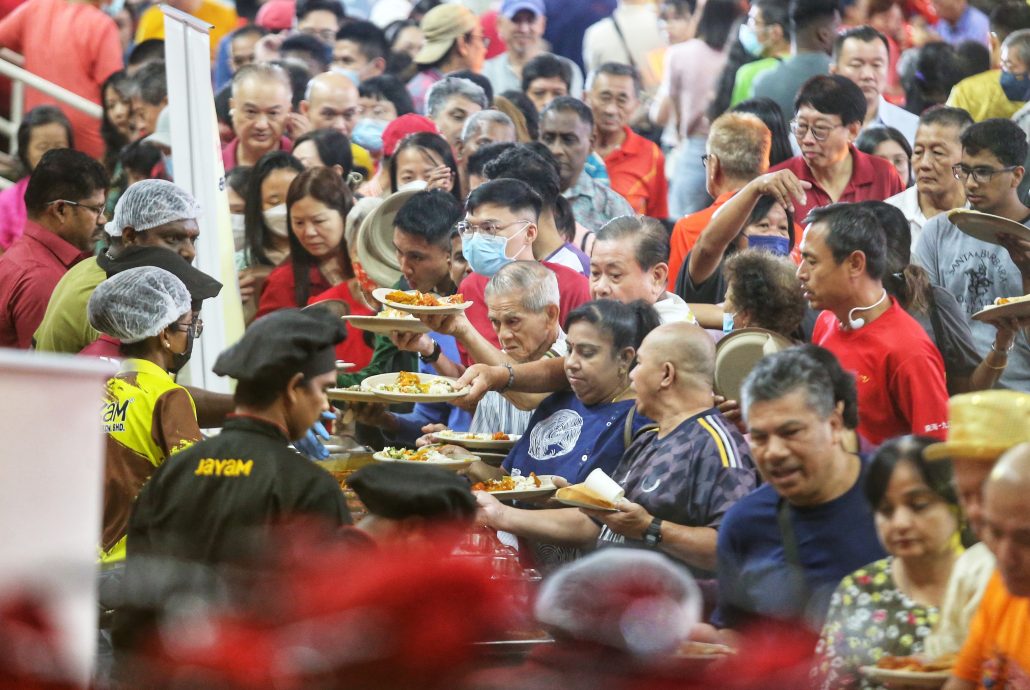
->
[168,331,194,375]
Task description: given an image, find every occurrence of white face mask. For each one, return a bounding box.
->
[263,203,289,237]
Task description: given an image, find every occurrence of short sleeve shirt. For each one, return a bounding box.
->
[598,410,758,573]
[953,571,1030,688]
[33,256,106,354]
[564,169,636,232]
[603,127,669,219]
[502,394,648,483]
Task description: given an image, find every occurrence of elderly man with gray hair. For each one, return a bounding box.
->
[426,76,489,151]
[713,347,886,632]
[456,109,517,196]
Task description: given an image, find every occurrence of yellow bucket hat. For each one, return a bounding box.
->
[923,390,1030,462]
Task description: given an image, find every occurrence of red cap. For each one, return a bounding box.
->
[382,114,438,158]
[255,0,295,31]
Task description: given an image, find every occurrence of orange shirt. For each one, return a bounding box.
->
[0,0,123,160]
[667,190,736,291]
[604,126,669,220]
[953,570,1030,689]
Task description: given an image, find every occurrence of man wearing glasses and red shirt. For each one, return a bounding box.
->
[768,74,903,222]
[0,149,108,348]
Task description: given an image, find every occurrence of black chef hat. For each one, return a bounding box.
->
[213,307,346,382]
[346,463,477,521]
[98,245,222,303]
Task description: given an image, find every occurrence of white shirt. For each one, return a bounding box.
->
[866,97,919,147]
[886,185,968,251]
[653,291,697,324]
[582,4,662,80]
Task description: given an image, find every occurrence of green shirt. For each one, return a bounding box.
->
[730,57,781,107]
[33,256,106,353]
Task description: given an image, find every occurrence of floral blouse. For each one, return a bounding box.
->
[814,557,940,689]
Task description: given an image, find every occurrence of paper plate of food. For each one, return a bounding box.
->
[948,209,1030,246]
[361,371,469,403]
[471,472,558,500]
[372,287,473,314]
[972,293,1030,322]
[860,654,954,688]
[473,451,509,467]
[342,309,430,334]
[553,469,623,512]
[327,385,383,403]
[431,430,521,450]
[372,444,479,471]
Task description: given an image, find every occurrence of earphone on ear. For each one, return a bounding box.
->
[847,290,888,330]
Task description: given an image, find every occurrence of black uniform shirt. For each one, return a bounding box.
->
[126,415,351,566]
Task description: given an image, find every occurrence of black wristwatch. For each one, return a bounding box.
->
[419,340,442,364]
[643,517,663,547]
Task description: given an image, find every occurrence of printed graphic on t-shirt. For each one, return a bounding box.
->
[528,409,584,461]
[945,249,1012,315]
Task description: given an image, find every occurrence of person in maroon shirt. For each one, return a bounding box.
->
[0,148,108,348]
[800,202,949,445]
[456,177,590,361]
[770,75,904,222]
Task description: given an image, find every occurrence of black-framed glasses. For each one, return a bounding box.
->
[951,164,1019,183]
[701,154,710,167]
[790,120,843,142]
[49,199,106,218]
[173,318,204,338]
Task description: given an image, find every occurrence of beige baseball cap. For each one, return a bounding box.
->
[414,4,479,66]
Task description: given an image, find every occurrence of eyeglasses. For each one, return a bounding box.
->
[49,199,106,218]
[173,318,204,338]
[951,164,1019,183]
[457,219,531,239]
[790,120,843,142]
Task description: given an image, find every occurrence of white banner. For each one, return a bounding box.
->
[162,6,244,393]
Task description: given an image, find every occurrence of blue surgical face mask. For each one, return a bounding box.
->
[331,66,361,87]
[747,234,791,256]
[723,311,735,334]
[738,23,764,58]
[162,153,174,180]
[463,225,528,277]
[1000,70,1030,102]
[351,118,388,155]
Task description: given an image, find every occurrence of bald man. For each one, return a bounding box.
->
[297,71,375,174]
[475,322,758,575]
[945,442,1030,690]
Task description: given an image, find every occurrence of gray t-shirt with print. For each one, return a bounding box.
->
[913,213,1029,391]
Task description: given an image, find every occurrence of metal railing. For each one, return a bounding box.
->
[0,49,103,189]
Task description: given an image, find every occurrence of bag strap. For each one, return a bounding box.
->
[777,498,802,569]
[609,15,637,70]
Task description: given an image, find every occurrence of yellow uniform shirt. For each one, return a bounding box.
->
[947,70,1025,122]
[100,357,200,562]
[135,0,238,62]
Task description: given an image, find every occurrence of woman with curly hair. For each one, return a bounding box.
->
[723,248,807,340]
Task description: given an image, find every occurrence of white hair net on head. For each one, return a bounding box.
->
[87,266,192,343]
[534,549,702,657]
[104,179,200,237]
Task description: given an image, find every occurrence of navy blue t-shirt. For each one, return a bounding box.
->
[502,392,647,483]
[713,457,886,631]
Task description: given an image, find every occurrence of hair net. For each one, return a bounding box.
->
[534,549,702,657]
[104,179,201,237]
[88,266,192,343]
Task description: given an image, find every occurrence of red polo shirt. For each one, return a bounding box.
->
[0,220,87,348]
[221,136,293,172]
[769,145,904,222]
[604,126,669,220]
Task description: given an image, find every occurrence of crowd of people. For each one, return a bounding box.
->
[0,0,1029,688]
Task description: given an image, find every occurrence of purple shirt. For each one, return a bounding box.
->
[406,69,443,115]
[935,5,990,47]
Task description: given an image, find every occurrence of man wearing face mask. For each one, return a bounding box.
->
[88,266,205,565]
[947,6,1030,122]
[457,178,590,358]
[730,0,791,107]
